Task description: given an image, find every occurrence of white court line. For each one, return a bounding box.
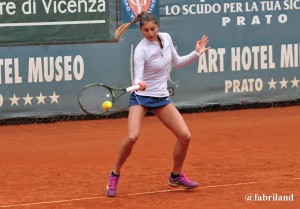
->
[0,20,105,27]
[0,178,299,208]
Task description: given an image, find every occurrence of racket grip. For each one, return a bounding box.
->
[126,84,140,92]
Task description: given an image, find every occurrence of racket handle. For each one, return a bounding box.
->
[126,84,140,92]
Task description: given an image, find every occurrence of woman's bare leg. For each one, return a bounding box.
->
[113,105,147,175]
[152,103,191,174]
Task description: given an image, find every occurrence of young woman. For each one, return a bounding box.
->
[106,12,210,197]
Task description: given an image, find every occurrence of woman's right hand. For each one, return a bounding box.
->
[137,81,147,91]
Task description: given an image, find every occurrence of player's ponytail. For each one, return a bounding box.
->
[115,23,131,40]
[115,11,152,40]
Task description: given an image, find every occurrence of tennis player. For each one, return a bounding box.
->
[106,11,210,197]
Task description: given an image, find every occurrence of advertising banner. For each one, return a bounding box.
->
[0,0,111,45]
[159,0,300,106]
[0,0,300,120]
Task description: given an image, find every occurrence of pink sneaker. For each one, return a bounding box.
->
[105,173,119,197]
[168,172,198,189]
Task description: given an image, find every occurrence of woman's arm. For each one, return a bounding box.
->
[133,48,147,91]
[170,34,210,69]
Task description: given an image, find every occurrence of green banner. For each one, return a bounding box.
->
[0,0,110,45]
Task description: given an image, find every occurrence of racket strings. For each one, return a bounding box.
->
[79,86,113,115]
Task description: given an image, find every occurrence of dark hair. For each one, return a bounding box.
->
[115,12,158,40]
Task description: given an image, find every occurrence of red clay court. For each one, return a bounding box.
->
[0,106,299,209]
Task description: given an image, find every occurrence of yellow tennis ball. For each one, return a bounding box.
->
[102,101,112,110]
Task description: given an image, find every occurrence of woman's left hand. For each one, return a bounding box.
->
[195,35,210,54]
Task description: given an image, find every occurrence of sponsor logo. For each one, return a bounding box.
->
[122,0,157,19]
[168,87,175,96]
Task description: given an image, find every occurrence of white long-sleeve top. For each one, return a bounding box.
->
[134,32,200,97]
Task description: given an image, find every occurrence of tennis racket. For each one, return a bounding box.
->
[78,83,139,115]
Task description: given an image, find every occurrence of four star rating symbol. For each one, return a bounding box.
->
[8,92,60,107]
[268,77,299,90]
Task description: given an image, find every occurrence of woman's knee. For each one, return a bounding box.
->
[126,133,139,145]
[178,132,192,144]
